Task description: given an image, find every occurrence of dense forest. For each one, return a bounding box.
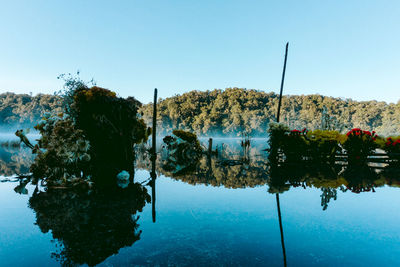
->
[0,92,62,129]
[140,88,400,136]
[1,89,400,136]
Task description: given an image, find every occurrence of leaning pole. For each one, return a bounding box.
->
[276,42,289,123]
[275,42,288,267]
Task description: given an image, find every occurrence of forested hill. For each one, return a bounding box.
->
[140,88,400,136]
[1,89,400,136]
[0,92,62,128]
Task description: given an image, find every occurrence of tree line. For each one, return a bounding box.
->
[140,88,400,137]
[2,88,400,136]
[0,92,62,128]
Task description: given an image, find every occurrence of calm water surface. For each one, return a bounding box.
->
[1,137,400,266]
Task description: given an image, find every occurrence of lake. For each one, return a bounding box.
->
[1,136,400,266]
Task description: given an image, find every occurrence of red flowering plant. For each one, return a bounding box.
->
[382,136,400,166]
[342,128,378,165]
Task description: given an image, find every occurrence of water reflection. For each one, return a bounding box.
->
[0,146,33,177]
[275,193,287,267]
[2,141,400,210]
[136,142,400,212]
[13,177,30,194]
[2,139,400,265]
[28,184,150,266]
[150,154,157,223]
[137,153,269,189]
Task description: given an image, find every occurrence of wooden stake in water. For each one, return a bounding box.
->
[275,43,289,267]
[152,88,158,157]
[276,42,289,123]
[151,88,157,223]
[208,138,213,156]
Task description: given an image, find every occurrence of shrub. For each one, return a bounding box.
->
[267,122,290,162]
[164,130,202,159]
[342,128,378,164]
[70,86,150,184]
[31,74,150,187]
[31,114,91,186]
[382,136,400,166]
[306,130,342,163]
[172,129,201,149]
[383,136,400,153]
[281,129,309,161]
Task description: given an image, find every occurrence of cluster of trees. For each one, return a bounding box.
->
[2,88,400,136]
[0,92,62,128]
[140,88,400,136]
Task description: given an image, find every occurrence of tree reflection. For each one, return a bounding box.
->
[136,146,400,211]
[320,187,338,211]
[0,146,33,177]
[137,153,269,189]
[341,165,378,194]
[267,161,390,210]
[28,183,150,266]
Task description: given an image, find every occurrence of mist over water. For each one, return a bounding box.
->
[0,124,40,142]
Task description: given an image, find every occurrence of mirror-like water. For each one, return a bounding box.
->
[1,136,400,266]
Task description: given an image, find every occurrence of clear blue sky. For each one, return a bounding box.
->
[0,0,399,104]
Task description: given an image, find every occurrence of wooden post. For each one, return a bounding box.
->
[152,88,157,158]
[276,42,289,123]
[151,88,157,223]
[208,138,213,156]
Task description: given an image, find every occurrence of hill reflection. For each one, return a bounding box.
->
[136,143,400,211]
[2,142,400,197]
[0,146,33,177]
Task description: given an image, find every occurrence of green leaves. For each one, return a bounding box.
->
[139,88,400,136]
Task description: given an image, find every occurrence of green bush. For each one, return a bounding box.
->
[381,136,400,166]
[267,125,387,165]
[307,130,342,163]
[281,129,309,162]
[31,75,150,187]
[31,115,91,185]
[172,129,201,151]
[267,122,290,162]
[342,128,378,165]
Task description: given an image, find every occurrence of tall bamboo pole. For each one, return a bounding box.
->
[275,43,289,267]
[276,42,289,123]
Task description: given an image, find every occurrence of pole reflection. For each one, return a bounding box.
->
[275,193,287,267]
